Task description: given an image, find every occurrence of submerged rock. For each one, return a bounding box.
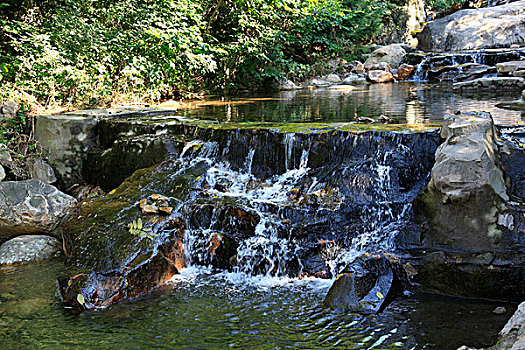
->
[324,253,406,314]
[418,0,525,51]
[0,179,77,242]
[0,235,60,265]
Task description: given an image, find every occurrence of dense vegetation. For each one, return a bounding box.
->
[1,0,403,110]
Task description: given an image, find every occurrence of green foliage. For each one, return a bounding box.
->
[1,0,401,107]
[426,0,466,12]
[128,218,157,240]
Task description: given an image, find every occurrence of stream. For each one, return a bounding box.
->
[1,81,523,349]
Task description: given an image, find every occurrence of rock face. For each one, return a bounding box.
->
[490,301,525,350]
[418,0,525,51]
[0,179,77,243]
[34,107,178,190]
[0,235,60,265]
[364,44,406,69]
[324,253,406,314]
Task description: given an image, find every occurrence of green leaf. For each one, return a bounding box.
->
[376,291,384,299]
[137,218,143,229]
[77,293,85,306]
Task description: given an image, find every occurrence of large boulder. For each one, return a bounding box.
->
[418,0,525,51]
[323,253,407,314]
[364,44,406,69]
[0,179,77,242]
[0,235,61,265]
[415,112,510,252]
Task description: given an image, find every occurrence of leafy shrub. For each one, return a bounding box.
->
[1,0,401,108]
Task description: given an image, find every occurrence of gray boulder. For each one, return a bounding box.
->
[416,112,510,252]
[0,235,61,265]
[279,79,300,91]
[364,44,406,69]
[0,165,4,182]
[496,61,525,74]
[0,100,19,120]
[320,74,342,83]
[0,179,77,241]
[418,0,525,51]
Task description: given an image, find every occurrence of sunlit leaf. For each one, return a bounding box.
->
[77,293,85,306]
[376,291,384,299]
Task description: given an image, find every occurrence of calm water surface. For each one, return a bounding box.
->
[0,260,516,349]
[179,83,524,126]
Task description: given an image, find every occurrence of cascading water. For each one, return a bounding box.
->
[175,128,440,280]
[409,48,525,81]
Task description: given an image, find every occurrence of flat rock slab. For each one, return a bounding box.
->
[453,77,525,92]
[0,179,77,242]
[497,61,525,73]
[0,235,60,265]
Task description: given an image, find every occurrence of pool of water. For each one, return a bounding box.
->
[178,83,524,126]
[0,259,516,349]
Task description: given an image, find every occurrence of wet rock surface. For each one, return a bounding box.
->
[0,235,60,265]
[0,179,77,243]
[324,253,407,314]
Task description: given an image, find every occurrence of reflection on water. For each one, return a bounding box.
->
[179,83,524,126]
[0,261,516,349]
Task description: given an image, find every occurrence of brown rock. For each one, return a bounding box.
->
[142,204,158,214]
[158,206,173,215]
[396,64,415,80]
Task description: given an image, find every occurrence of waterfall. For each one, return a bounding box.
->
[177,128,439,279]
